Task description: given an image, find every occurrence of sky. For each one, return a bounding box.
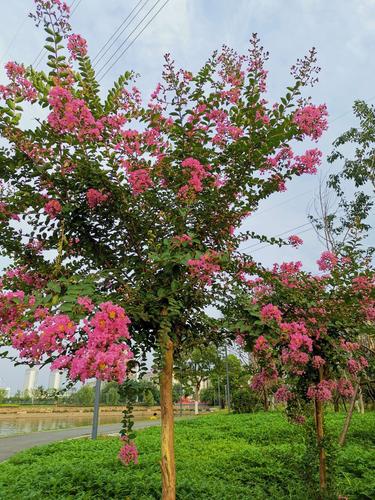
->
[0,0,374,393]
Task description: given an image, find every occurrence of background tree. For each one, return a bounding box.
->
[226,252,374,495]
[174,344,219,414]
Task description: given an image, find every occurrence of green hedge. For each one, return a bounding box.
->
[0,412,374,499]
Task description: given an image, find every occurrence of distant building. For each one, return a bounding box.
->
[23,367,38,396]
[48,371,61,391]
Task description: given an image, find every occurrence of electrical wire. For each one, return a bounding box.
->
[92,0,150,66]
[240,222,312,253]
[97,0,170,81]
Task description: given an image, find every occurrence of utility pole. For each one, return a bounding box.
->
[217,377,221,408]
[91,379,101,439]
[224,345,231,412]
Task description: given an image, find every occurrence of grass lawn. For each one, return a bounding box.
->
[0,411,374,499]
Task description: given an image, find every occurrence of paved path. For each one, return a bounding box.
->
[0,419,164,462]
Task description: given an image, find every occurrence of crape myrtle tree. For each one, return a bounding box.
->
[309,99,375,424]
[0,1,330,498]
[226,247,374,495]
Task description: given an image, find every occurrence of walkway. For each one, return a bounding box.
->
[0,419,163,462]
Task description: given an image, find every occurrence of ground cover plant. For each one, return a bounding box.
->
[0,412,374,500]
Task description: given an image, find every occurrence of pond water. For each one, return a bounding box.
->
[0,414,120,438]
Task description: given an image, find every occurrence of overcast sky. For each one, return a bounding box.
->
[0,0,374,393]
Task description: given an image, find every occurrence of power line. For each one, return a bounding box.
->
[251,189,312,218]
[240,221,312,253]
[249,227,315,254]
[330,96,375,125]
[92,0,150,66]
[97,0,170,81]
[96,0,163,77]
[0,17,28,65]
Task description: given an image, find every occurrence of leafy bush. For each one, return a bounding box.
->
[0,412,373,499]
[231,388,262,413]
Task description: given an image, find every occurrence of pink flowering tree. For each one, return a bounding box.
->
[0,1,330,498]
[226,251,374,495]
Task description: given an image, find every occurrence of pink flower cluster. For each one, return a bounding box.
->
[312,355,326,369]
[77,296,94,312]
[294,149,322,175]
[274,385,294,403]
[68,302,133,383]
[0,201,19,222]
[187,251,220,285]
[12,314,76,361]
[250,367,278,391]
[235,333,245,347]
[48,86,103,142]
[293,104,328,141]
[254,335,269,351]
[347,356,368,375]
[317,251,338,271]
[205,109,243,147]
[288,235,303,247]
[307,380,336,401]
[128,169,153,195]
[260,303,282,323]
[86,189,109,209]
[44,199,62,219]
[178,158,211,198]
[336,379,355,399]
[118,436,138,466]
[0,61,37,103]
[67,34,88,60]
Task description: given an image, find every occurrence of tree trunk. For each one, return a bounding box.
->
[333,395,340,412]
[314,397,327,494]
[358,386,365,414]
[315,368,327,495]
[194,385,199,415]
[160,335,176,500]
[263,388,269,411]
[339,383,359,447]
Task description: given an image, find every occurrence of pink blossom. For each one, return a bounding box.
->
[251,368,278,391]
[187,251,220,285]
[235,334,245,347]
[307,380,336,401]
[48,86,103,142]
[293,104,328,140]
[178,158,211,197]
[86,188,109,208]
[44,199,62,219]
[254,335,269,351]
[312,356,326,369]
[260,303,282,323]
[128,169,153,195]
[274,385,294,402]
[288,235,303,247]
[293,149,322,175]
[317,251,338,271]
[77,296,94,312]
[118,437,138,466]
[67,34,88,59]
[337,379,355,399]
[5,61,25,79]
